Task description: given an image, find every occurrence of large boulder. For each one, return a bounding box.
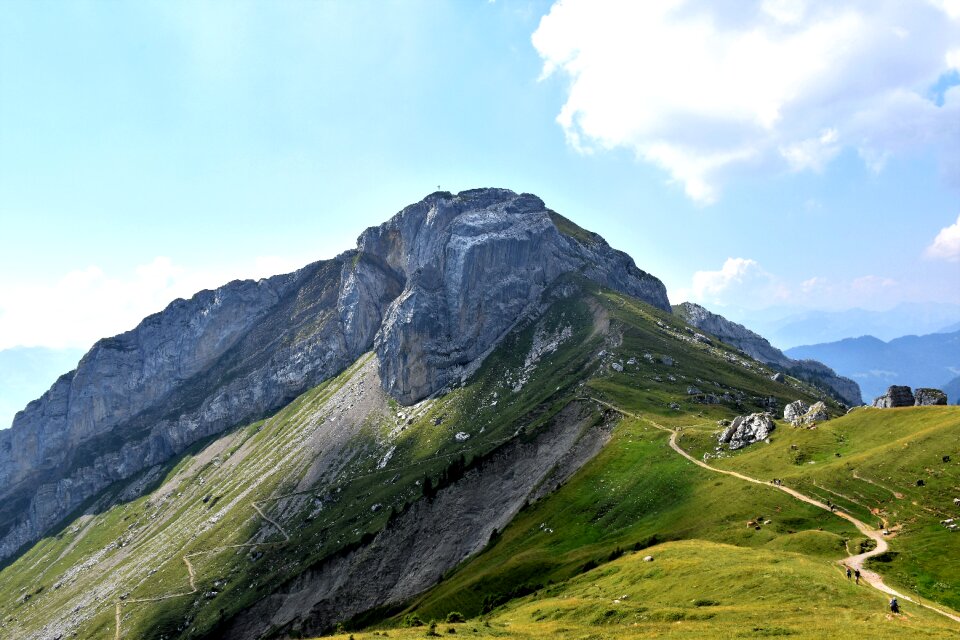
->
[718,413,775,450]
[784,400,810,426]
[801,401,829,425]
[872,385,915,408]
[914,388,948,406]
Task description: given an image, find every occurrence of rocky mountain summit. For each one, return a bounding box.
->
[358,188,669,402]
[0,188,669,562]
[674,302,862,407]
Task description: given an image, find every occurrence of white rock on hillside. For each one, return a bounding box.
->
[718,413,775,450]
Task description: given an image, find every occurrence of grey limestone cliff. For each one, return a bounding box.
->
[0,188,669,562]
[674,302,862,407]
[363,189,669,402]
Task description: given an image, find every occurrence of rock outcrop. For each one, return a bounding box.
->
[783,400,809,425]
[914,388,948,406]
[718,413,775,450]
[802,401,829,424]
[0,188,670,562]
[673,302,862,407]
[872,385,915,408]
[784,399,830,426]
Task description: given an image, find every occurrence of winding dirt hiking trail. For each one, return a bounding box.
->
[252,502,291,542]
[589,398,960,625]
[113,502,288,640]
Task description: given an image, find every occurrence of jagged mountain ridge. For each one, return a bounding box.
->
[0,188,669,563]
[673,302,863,406]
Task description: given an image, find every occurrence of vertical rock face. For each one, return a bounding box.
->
[0,188,670,562]
[362,189,670,403]
[872,385,916,408]
[673,302,863,407]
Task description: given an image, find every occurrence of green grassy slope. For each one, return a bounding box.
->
[321,540,957,639]
[678,405,960,610]
[397,411,856,624]
[355,290,957,638]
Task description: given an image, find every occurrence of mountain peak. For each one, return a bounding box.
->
[0,189,668,562]
[353,188,669,403]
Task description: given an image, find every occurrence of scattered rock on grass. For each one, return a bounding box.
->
[718,413,775,450]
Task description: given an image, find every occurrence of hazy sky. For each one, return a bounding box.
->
[1,0,958,352]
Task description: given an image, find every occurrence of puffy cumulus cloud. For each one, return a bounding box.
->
[674,257,789,307]
[676,258,907,309]
[926,213,960,261]
[532,0,960,202]
[0,255,309,350]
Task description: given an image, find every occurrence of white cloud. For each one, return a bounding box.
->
[676,258,910,309]
[780,128,840,172]
[0,255,309,351]
[926,213,960,261]
[675,257,788,307]
[533,0,960,202]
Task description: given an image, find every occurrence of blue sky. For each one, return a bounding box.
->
[1,0,959,353]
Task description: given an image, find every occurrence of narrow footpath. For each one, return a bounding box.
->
[588,397,960,625]
[112,429,520,638]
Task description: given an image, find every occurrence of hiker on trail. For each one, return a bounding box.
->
[890,597,900,614]
[854,569,861,585]
[846,567,852,580]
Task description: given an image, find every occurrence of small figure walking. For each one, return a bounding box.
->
[854,569,861,585]
[890,597,900,614]
[846,567,852,580]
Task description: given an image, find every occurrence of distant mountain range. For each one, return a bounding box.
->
[720,303,960,350]
[785,331,960,404]
[0,347,85,429]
